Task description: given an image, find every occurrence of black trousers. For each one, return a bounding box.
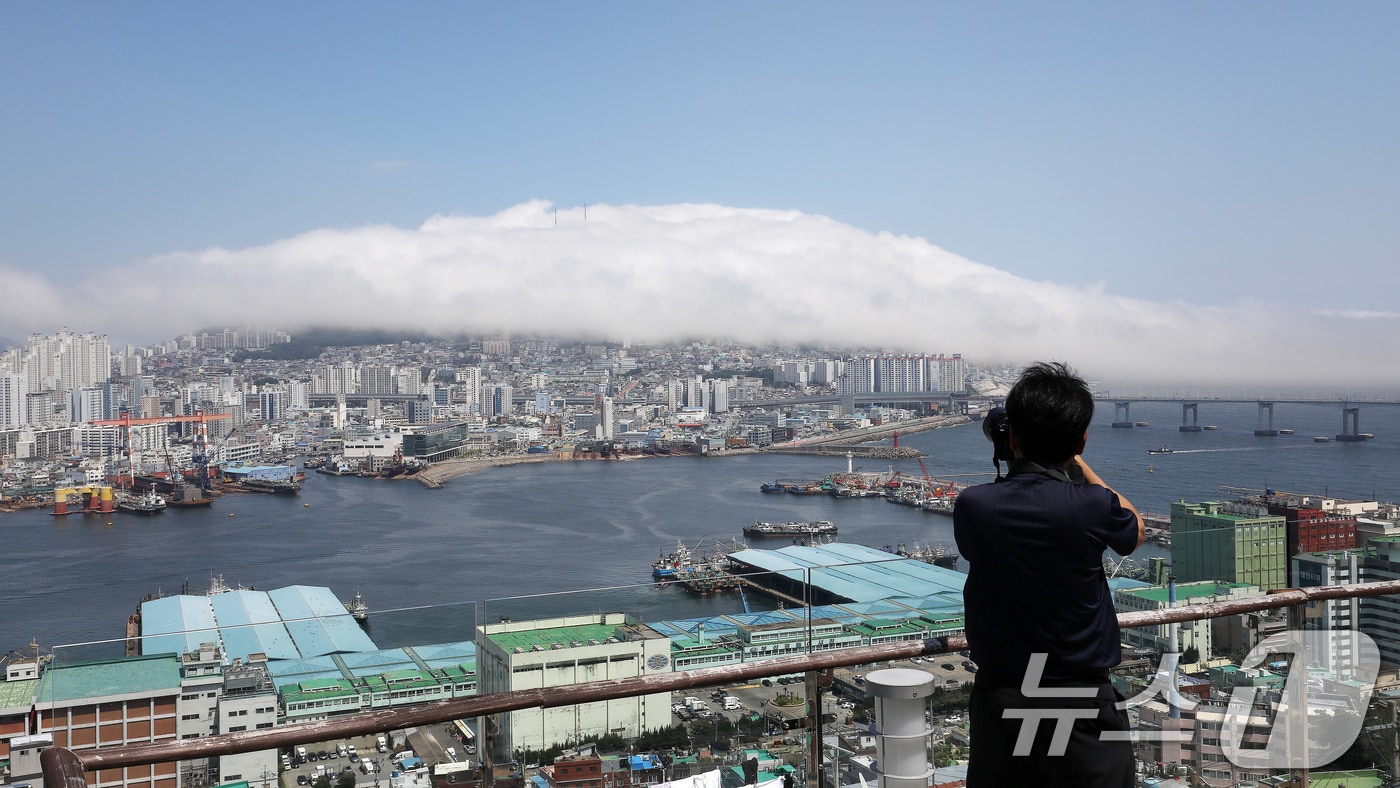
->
[967,671,1134,787]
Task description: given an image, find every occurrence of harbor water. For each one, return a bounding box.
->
[5,399,1397,658]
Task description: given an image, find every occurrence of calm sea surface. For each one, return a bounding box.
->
[6,400,1397,661]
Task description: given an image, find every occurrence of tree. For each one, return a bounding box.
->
[335,773,357,788]
[1182,645,1200,664]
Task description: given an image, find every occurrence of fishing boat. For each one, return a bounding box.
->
[344,591,369,621]
[1148,446,1174,455]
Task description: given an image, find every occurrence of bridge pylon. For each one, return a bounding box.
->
[1254,402,1279,437]
[1180,403,1203,432]
[1337,406,1369,442]
[1112,402,1134,428]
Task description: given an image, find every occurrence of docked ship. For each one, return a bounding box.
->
[343,591,369,622]
[115,490,167,514]
[650,537,747,595]
[885,543,960,569]
[239,477,302,494]
[744,519,838,537]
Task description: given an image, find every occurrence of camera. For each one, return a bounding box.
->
[983,406,1013,466]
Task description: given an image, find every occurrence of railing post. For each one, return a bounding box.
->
[41,745,89,788]
[803,669,831,788]
[1287,603,1309,787]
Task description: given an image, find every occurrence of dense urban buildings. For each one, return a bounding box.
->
[5,328,1400,788]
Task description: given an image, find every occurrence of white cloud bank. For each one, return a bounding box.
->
[2,200,1397,392]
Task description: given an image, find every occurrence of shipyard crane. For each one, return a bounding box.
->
[89,410,232,490]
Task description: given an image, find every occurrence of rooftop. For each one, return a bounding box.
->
[36,654,181,704]
[141,585,377,661]
[488,623,624,654]
[727,542,965,604]
[1117,581,1255,604]
[0,677,39,714]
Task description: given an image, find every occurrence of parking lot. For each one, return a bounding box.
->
[667,655,977,730]
[282,733,392,786]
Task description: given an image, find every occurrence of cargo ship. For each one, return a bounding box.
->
[744,519,838,537]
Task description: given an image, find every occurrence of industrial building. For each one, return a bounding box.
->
[476,613,672,762]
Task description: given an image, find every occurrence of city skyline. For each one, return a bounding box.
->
[3,3,1398,390]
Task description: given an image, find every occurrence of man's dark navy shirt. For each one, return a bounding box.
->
[953,462,1139,684]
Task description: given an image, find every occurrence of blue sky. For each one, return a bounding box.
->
[2,2,1398,389]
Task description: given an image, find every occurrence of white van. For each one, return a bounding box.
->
[723,697,742,710]
[377,736,388,753]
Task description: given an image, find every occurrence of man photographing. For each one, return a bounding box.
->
[953,361,1145,786]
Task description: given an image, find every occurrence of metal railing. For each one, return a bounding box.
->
[40,577,1400,787]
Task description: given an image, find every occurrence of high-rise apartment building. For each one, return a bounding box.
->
[0,371,27,429]
[259,387,290,423]
[489,384,514,418]
[14,331,111,395]
[69,387,107,425]
[360,365,397,395]
[935,354,966,392]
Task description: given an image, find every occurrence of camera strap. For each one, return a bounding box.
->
[1006,458,1076,483]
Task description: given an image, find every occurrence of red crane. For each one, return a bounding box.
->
[90,411,232,489]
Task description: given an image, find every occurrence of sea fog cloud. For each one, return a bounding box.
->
[2,200,1396,392]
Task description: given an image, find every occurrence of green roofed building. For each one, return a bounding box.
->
[33,653,183,788]
[1170,500,1287,591]
[1113,581,1263,657]
[476,613,671,762]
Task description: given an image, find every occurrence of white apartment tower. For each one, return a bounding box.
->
[18,331,111,394]
[0,371,28,428]
[936,354,966,392]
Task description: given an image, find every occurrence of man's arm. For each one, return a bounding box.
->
[1073,456,1146,549]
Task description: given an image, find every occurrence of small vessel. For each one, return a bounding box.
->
[744,519,838,537]
[1203,425,1218,430]
[1279,429,1294,435]
[1135,421,1150,427]
[344,591,369,621]
[1314,436,1330,443]
[115,490,167,514]
[1148,446,1174,455]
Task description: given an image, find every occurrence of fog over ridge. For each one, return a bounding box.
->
[1,200,1396,391]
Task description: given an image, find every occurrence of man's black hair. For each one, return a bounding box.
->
[1005,361,1093,464]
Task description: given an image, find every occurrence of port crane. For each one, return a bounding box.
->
[89,410,232,490]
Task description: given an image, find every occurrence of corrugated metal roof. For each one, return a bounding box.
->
[729,543,965,604]
[269,586,377,657]
[141,595,220,656]
[140,585,379,664]
[409,641,477,666]
[211,590,301,660]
